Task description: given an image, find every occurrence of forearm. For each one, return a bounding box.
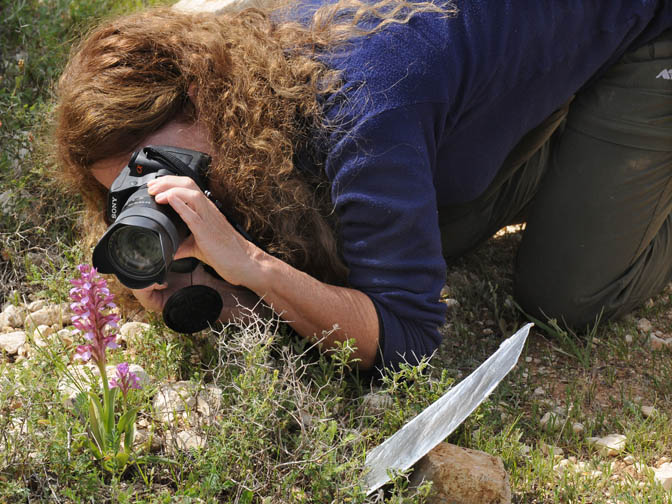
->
[247,249,380,369]
[148,176,380,368]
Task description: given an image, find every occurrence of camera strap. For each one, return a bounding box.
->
[144,146,206,187]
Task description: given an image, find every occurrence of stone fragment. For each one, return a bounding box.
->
[554,459,571,472]
[443,298,460,309]
[641,405,656,418]
[0,305,26,329]
[634,462,653,475]
[153,381,222,424]
[119,321,150,344]
[637,318,653,333]
[572,422,585,434]
[32,325,53,346]
[540,411,563,432]
[624,455,635,465]
[168,430,206,452]
[624,334,633,344]
[134,428,163,452]
[539,442,563,457]
[409,442,511,504]
[655,463,672,491]
[56,328,74,345]
[360,391,393,413]
[533,387,545,396]
[0,331,26,354]
[649,334,670,351]
[27,305,66,328]
[591,434,627,456]
[27,300,47,312]
[17,343,31,358]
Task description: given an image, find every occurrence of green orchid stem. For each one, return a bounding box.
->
[98,361,115,445]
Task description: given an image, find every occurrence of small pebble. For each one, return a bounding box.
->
[637,318,653,333]
[443,298,459,309]
[591,434,627,456]
[540,411,563,431]
[649,334,669,350]
[641,405,656,418]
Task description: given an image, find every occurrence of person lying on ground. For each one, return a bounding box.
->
[54,0,672,370]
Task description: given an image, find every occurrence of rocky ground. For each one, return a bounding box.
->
[1,226,671,502]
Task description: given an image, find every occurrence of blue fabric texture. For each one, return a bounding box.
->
[298,0,672,369]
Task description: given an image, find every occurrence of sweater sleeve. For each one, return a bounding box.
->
[324,102,449,370]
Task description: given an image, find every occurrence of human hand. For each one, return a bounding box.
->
[146,176,265,290]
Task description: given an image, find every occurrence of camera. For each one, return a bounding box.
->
[92,145,211,289]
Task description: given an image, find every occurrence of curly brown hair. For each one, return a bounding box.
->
[54,0,454,287]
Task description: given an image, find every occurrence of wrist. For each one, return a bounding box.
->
[238,244,278,295]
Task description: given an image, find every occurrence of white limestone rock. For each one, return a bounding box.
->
[0,305,26,329]
[119,321,150,344]
[173,430,206,451]
[0,331,26,355]
[27,305,66,328]
[153,381,221,425]
[655,462,672,491]
[591,434,627,457]
[637,318,653,333]
[649,334,670,351]
[540,411,563,432]
[27,300,47,312]
[641,405,657,418]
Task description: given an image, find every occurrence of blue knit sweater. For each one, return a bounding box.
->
[297,0,672,368]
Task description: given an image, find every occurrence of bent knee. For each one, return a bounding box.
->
[513,268,608,330]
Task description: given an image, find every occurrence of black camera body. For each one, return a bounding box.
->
[93,145,211,289]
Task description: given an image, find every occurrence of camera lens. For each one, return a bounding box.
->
[107,225,164,277]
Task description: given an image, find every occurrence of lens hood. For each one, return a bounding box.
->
[93,208,185,289]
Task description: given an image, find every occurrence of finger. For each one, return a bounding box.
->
[147,175,199,195]
[164,189,208,226]
[154,186,210,215]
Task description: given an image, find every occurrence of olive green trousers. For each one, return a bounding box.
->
[439,29,672,328]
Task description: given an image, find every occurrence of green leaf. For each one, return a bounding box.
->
[88,438,103,460]
[88,395,106,451]
[117,407,139,435]
[240,489,254,504]
[106,386,118,432]
[124,419,136,455]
